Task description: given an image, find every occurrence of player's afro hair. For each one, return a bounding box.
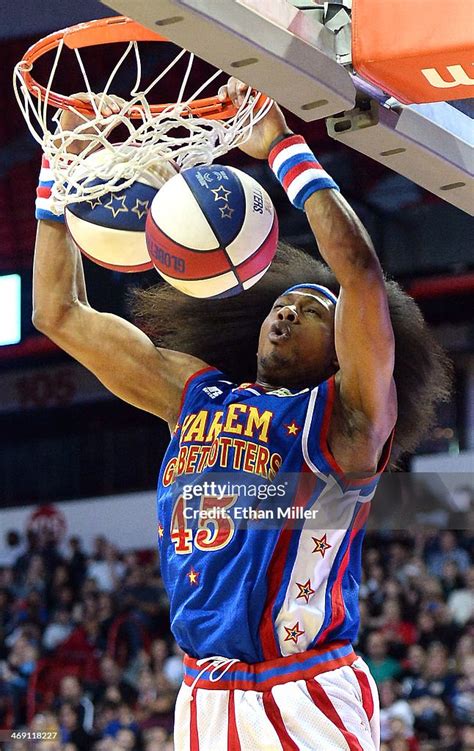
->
[130,241,452,465]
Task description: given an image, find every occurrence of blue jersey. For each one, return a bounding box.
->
[157,367,389,663]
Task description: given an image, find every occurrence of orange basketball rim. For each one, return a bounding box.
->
[17,15,239,119]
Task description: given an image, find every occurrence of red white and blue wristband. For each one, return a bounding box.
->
[35,155,65,223]
[268,134,339,210]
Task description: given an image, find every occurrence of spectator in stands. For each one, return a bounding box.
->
[80,589,101,623]
[460,723,474,751]
[66,536,87,595]
[454,632,473,671]
[410,693,448,741]
[364,631,402,685]
[379,680,415,743]
[387,541,414,583]
[14,554,46,599]
[42,608,73,652]
[47,563,71,610]
[416,610,443,649]
[441,560,464,599]
[431,602,463,647]
[87,542,125,593]
[0,565,15,591]
[141,671,176,735]
[115,727,139,750]
[136,666,157,720]
[142,726,168,751]
[0,528,470,748]
[57,674,94,732]
[437,721,463,751]
[12,530,40,579]
[101,699,139,742]
[163,642,184,689]
[378,598,418,651]
[448,565,474,626]
[0,586,14,657]
[58,701,95,751]
[12,589,48,633]
[72,577,99,622]
[38,529,64,578]
[452,653,474,725]
[30,709,60,738]
[120,564,168,644]
[96,592,117,652]
[426,531,470,577]
[93,740,115,751]
[401,644,427,697]
[389,717,418,750]
[149,638,168,674]
[93,656,137,707]
[419,575,445,609]
[1,634,38,725]
[53,583,75,613]
[404,644,458,732]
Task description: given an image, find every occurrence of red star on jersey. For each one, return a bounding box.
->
[157,523,164,539]
[284,421,301,436]
[295,578,315,604]
[312,533,331,557]
[187,567,200,585]
[284,621,305,644]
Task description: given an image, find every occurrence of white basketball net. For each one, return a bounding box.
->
[13,38,273,213]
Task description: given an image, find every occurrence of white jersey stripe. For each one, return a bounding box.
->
[274,482,361,653]
[301,385,327,480]
[276,385,374,653]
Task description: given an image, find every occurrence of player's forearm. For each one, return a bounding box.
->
[32,220,89,331]
[304,189,383,289]
[265,125,383,289]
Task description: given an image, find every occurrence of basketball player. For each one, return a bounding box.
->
[32,81,450,749]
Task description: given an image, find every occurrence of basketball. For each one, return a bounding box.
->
[65,146,178,273]
[145,165,278,298]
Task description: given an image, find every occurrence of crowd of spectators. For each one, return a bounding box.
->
[0,526,472,751]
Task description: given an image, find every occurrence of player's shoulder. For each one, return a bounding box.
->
[181,366,235,403]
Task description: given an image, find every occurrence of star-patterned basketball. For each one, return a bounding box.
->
[145,164,278,298]
[65,145,178,272]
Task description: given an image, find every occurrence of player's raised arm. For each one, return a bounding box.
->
[301,182,396,467]
[224,78,396,473]
[32,97,207,426]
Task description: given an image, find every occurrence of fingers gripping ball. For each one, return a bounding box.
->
[145,165,278,298]
[65,146,178,273]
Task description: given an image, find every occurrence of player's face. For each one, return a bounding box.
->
[257,289,337,388]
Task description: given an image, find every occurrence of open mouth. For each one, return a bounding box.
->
[269,321,291,343]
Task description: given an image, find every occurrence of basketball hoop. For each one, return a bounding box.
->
[13,16,272,212]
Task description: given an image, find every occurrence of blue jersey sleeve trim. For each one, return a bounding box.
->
[305,376,394,490]
[177,366,222,421]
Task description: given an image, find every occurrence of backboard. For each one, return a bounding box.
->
[99,0,473,215]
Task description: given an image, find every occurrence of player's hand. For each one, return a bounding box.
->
[218,77,291,160]
[57,93,125,155]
